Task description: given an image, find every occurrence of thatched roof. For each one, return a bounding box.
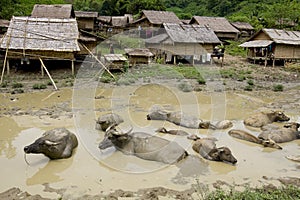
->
[261,29,300,45]
[98,16,111,24]
[138,10,181,25]
[231,21,254,31]
[190,16,239,33]
[75,11,98,18]
[124,48,153,57]
[0,19,9,27]
[104,54,127,62]
[0,16,80,52]
[31,4,75,18]
[239,40,273,48]
[146,23,220,44]
[111,16,129,27]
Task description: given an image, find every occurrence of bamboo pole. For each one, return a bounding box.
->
[80,42,115,80]
[0,31,12,85]
[39,57,58,91]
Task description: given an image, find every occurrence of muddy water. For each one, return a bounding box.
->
[0,84,300,198]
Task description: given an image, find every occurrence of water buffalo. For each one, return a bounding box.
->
[155,127,189,136]
[228,129,282,149]
[99,125,188,164]
[95,113,124,131]
[244,110,290,128]
[24,128,78,159]
[191,137,237,164]
[258,122,300,143]
[147,108,232,130]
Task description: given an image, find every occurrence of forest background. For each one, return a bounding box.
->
[0,0,299,31]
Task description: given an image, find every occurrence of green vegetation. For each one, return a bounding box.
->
[1,0,299,31]
[12,82,23,88]
[225,41,247,57]
[32,83,47,89]
[177,81,193,92]
[273,84,284,92]
[205,185,300,200]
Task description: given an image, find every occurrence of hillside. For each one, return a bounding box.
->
[1,0,299,31]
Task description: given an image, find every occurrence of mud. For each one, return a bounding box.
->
[0,79,300,199]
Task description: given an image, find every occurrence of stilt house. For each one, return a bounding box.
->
[239,28,300,66]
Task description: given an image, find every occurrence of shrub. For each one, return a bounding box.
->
[244,85,253,91]
[197,76,206,85]
[178,82,193,92]
[12,82,23,88]
[32,83,47,89]
[237,75,246,81]
[273,84,284,92]
[247,79,254,85]
[1,81,8,88]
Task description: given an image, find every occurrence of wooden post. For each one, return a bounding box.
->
[173,55,176,65]
[80,42,115,79]
[264,55,268,67]
[41,62,44,77]
[0,32,12,84]
[272,57,275,67]
[71,59,75,76]
[39,57,58,90]
[6,59,10,75]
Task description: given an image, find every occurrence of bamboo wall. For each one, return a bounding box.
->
[6,50,75,60]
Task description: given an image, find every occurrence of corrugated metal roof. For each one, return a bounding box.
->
[191,16,240,33]
[239,40,273,48]
[0,16,80,52]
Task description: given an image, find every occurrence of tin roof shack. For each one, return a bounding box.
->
[75,11,98,31]
[103,54,127,70]
[231,21,254,38]
[124,48,153,66]
[31,4,75,18]
[190,16,239,41]
[145,23,221,65]
[0,16,80,75]
[239,28,300,66]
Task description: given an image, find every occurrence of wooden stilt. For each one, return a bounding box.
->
[41,62,44,77]
[39,57,58,90]
[6,59,10,75]
[272,58,275,67]
[71,59,75,76]
[173,55,176,65]
[80,42,115,79]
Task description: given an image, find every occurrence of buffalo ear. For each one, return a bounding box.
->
[44,140,59,146]
[209,148,220,160]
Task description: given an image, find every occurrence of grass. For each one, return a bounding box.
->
[32,83,47,90]
[224,40,247,57]
[205,185,300,200]
[273,84,284,92]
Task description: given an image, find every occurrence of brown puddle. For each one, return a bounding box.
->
[0,83,300,198]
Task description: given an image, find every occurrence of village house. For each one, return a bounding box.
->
[131,10,182,38]
[97,14,133,36]
[230,21,254,38]
[145,23,221,65]
[124,48,154,66]
[239,28,300,66]
[103,54,127,70]
[31,4,75,18]
[190,16,240,41]
[75,11,98,31]
[0,16,80,76]
[0,19,9,37]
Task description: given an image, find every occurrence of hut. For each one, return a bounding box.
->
[124,48,153,66]
[31,4,75,18]
[0,16,80,75]
[103,54,127,70]
[97,14,133,36]
[145,23,221,65]
[190,16,239,41]
[230,21,254,38]
[0,19,9,36]
[239,28,300,66]
[75,11,98,31]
